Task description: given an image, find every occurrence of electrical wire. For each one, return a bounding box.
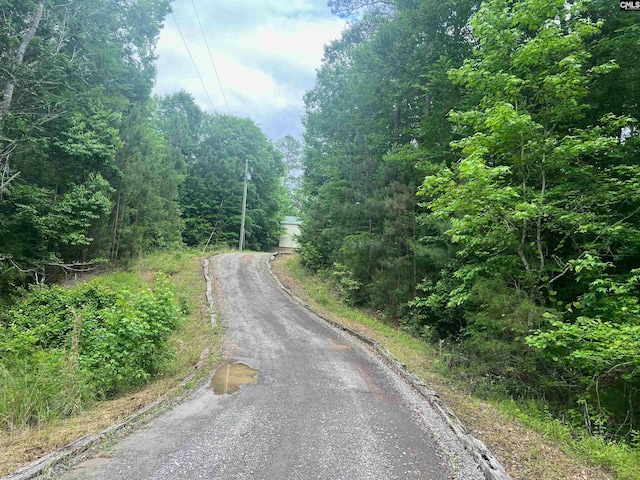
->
[171,12,217,113]
[191,0,231,114]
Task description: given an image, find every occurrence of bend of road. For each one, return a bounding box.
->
[58,253,484,480]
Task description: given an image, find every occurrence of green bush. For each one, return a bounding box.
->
[0,274,181,428]
[331,262,363,306]
[527,271,640,440]
[85,275,180,396]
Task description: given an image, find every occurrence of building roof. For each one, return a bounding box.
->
[281,215,303,226]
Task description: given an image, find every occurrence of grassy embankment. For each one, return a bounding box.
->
[271,254,640,480]
[0,249,222,477]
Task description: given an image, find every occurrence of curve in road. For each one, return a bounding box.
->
[59,253,484,480]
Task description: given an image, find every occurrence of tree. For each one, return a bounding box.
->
[417,0,639,435]
[275,135,303,214]
[0,0,45,192]
[300,0,478,316]
[108,101,184,260]
[328,0,395,18]
[421,0,630,308]
[0,0,171,291]
[159,101,288,251]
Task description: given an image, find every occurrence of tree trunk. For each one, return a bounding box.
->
[110,185,123,260]
[0,1,45,193]
[424,92,432,119]
[0,1,45,129]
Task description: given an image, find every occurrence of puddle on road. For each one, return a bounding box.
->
[210,362,259,395]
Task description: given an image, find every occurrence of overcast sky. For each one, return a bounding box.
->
[153,0,346,142]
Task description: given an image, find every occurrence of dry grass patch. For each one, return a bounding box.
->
[0,250,221,477]
[271,254,614,480]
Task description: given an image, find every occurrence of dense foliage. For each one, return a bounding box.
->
[276,135,304,215]
[301,0,640,441]
[157,92,288,250]
[0,1,287,297]
[0,274,181,429]
[0,0,288,431]
[0,0,174,292]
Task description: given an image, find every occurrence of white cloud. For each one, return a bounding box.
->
[231,18,345,69]
[153,0,345,140]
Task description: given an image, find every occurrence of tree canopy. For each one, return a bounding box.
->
[0,1,287,295]
[300,0,640,442]
[159,92,288,251]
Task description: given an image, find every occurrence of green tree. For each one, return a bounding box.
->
[171,110,287,251]
[275,135,303,214]
[421,0,630,312]
[108,101,184,260]
[300,0,478,316]
[417,0,639,435]
[0,0,171,292]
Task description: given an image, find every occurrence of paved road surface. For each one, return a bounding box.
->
[59,253,484,480]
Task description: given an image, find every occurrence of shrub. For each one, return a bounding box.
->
[0,273,181,428]
[331,262,363,306]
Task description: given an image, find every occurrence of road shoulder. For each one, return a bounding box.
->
[269,253,614,480]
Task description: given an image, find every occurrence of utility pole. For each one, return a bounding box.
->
[239,158,248,251]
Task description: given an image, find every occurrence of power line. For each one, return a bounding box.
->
[191,0,231,114]
[171,12,217,113]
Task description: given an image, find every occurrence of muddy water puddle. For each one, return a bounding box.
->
[210,362,259,395]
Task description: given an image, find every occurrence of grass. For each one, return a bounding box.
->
[271,254,640,480]
[498,400,640,480]
[0,248,221,477]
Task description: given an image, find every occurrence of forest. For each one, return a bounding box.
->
[301,0,640,445]
[0,0,290,431]
[2,0,639,465]
[0,0,288,300]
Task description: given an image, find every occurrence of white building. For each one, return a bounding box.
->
[279,216,302,250]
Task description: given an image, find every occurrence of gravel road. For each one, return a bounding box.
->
[58,253,484,480]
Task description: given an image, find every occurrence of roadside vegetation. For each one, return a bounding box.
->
[272,254,640,479]
[0,249,220,477]
[0,1,288,301]
[0,2,287,475]
[300,0,640,474]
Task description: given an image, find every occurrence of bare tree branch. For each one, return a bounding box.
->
[328,0,395,18]
[1,255,103,282]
